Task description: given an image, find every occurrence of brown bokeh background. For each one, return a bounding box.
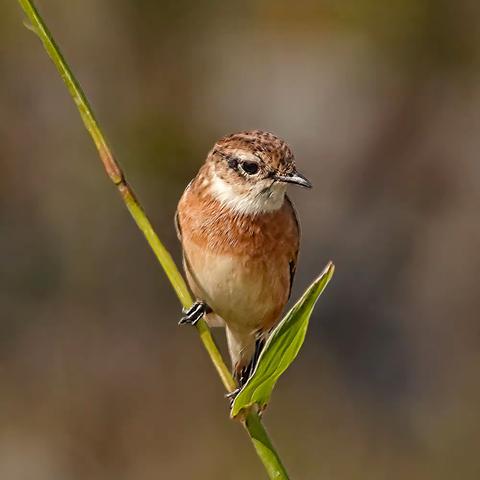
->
[2,1,480,478]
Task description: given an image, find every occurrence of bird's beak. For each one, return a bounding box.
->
[275,171,312,188]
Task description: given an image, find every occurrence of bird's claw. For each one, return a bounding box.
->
[178,301,208,326]
[225,387,241,406]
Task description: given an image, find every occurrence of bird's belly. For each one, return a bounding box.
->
[184,243,289,333]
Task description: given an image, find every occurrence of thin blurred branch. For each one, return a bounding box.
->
[16,0,289,478]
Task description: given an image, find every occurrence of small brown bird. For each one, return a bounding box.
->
[176,130,311,389]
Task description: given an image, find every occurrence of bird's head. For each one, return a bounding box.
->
[203,130,311,216]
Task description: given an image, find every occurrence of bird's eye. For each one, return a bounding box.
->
[239,161,259,175]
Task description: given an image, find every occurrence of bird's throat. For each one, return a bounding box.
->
[209,173,286,216]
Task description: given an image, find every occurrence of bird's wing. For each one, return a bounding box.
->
[285,195,300,300]
[175,180,194,242]
[174,210,182,242]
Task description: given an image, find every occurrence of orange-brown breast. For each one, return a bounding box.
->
[177,183,299,333]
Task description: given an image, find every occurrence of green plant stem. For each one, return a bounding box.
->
[244,411,290,479]
[17,1,289,478]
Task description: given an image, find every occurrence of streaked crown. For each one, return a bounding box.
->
[214,130,295,174]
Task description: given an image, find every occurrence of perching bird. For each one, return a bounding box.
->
[175,130,311,389]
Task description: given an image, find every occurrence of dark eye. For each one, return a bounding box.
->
[240,161,259,175]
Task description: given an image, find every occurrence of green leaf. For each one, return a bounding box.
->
[231,261,335,418]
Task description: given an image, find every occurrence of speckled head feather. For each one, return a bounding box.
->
[192,130,310,216]
[214,130,296,174]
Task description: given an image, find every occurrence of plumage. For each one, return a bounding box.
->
[176,130,309,385]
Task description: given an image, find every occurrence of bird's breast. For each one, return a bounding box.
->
[183,241,290,333]
[177,188,299,333]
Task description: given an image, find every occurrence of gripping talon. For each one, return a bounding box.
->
[178,301,210,326]
[225,387,241,406]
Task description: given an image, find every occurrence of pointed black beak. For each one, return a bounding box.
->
[275,171,312,188]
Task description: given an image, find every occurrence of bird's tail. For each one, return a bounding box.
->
[226,327,266,386]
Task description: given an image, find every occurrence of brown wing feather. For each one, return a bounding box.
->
[175,180,194,243]
[285,195,300,300]
[174,210,182,241]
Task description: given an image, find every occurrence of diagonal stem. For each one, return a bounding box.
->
[16,1,289,478]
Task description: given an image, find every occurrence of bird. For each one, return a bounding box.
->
[175,130,311,390]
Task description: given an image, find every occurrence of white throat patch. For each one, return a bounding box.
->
[210,172,286,216]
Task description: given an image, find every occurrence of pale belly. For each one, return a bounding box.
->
[184,241,289,334]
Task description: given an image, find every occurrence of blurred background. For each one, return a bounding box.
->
[1,0,480,478]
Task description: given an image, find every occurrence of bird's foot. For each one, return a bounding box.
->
[226,367,251,406]
[178,301,210,326]
[225,387,241,406]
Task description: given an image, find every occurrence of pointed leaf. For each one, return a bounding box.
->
[231,261,335,417]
